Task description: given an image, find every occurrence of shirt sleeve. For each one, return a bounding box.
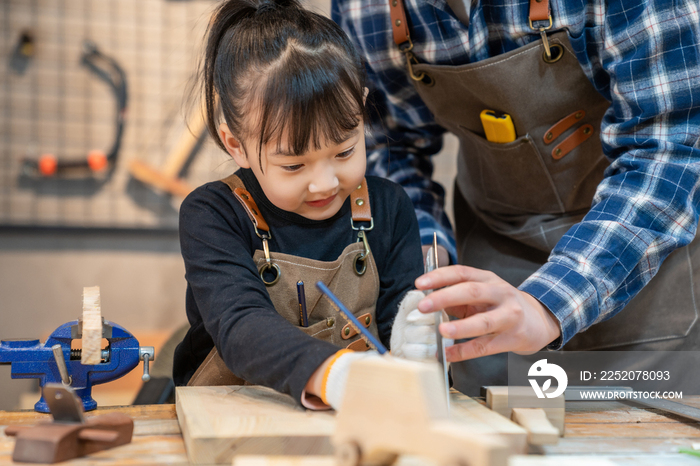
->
[332,0,458,262]
[179,185,339,402]
[370,179,426,348]
[520,1,700,346]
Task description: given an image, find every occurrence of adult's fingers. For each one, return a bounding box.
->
[444,334,504,362]
[415,265,497,291]
[418,280,505,314]
[438,307,518,341]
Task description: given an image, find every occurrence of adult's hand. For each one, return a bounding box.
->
[414,265,561,362]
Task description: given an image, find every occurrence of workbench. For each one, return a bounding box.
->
[2,398,700,465]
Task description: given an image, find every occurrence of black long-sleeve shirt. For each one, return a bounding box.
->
[173,168,423,402]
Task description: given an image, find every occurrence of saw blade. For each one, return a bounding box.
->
[426,232,450,410]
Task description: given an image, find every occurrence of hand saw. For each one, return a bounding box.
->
[425,232,450,410]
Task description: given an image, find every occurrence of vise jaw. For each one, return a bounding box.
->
[0,319,154,413]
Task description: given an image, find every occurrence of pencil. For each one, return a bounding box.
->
[297,281,309,327]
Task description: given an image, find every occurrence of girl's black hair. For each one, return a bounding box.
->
[201,0,368,169]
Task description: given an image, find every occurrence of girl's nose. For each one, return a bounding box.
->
[308,167,340,193]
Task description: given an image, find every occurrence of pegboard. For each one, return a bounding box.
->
[0,0,237,230]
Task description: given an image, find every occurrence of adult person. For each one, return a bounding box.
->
[332,0,700,393]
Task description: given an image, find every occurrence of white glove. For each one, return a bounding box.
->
[390,290,453,361]
[322,350,382,410]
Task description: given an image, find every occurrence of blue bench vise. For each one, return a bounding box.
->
[0,318,154,413]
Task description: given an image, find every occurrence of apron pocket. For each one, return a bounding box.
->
[455,125,564,215]
[300,318,336,344]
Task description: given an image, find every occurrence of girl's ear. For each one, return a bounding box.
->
[219,124,250,169]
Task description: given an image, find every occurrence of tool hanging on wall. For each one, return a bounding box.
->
[128,102,207,197]
[0,286,154,413]
[9,30,35,75]
[20,40,128,178]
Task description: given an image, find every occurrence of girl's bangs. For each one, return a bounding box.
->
[256,50,365,157]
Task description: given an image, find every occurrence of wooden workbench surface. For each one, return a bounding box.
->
[2,399,700,465]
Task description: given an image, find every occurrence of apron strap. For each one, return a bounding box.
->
[221,174,271,236]
[350,179,372,222]
[389,0,411,49]
[529,0,551,25]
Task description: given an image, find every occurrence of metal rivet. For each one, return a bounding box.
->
[344,327,350,336]
[365,316,370,325]
[355,198,364,206]
[575,112,583,119]
[395,19,401,27]
[583,127,591,134]
[554,148,562,156]
[327,318,335,327]
[241,193,249,200]
[357,185,362,190]
[252,209,258,216]
[546,132,553,140]
[392,0,397,6]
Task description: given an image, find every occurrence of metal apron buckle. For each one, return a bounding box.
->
[529,15,563,63]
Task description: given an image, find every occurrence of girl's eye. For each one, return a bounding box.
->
[336,147,355,159]
[282,164,304,172]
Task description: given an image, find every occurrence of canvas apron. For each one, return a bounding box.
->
[390,0,700,393]
[187,175,379,386]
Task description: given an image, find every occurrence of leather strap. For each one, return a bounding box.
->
[350,179,372,222]
[346,339,371,351]
[529,0,550,23]
[552,124,594,160]
[341,313,373,340]
[543,110,586,145]
[389,0,411,48]
[221,174,270,234]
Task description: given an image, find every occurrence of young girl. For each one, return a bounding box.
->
[173,0,425,408]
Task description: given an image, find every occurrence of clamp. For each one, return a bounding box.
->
[0,317,154,413]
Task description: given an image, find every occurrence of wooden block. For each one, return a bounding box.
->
[335,357,513,466]
[450,391,527,453]
[176,386,335,465]
[233,455,335,466]
[486,386,565,434]
[81,286,102,365]
[510,408,559,445]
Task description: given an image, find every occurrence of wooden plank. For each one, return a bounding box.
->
[565,422,700,438]
[486,387,564,434]
[509,455,617,466]
[450,391,528,452]
[541,437,700,455]
[511,409,559,445]
[176,386,335,465]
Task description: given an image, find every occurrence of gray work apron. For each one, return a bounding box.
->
[390,0,700,394]
[187,175,379,386]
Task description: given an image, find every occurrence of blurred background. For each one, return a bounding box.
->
[0,0,456,410]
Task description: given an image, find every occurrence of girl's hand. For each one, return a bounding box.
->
[414,265,561,362]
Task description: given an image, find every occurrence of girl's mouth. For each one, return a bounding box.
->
[306,194,337,208]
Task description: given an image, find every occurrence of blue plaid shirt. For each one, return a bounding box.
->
[332,0,700,346]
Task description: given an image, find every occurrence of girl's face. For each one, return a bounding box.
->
[220,123,367,221]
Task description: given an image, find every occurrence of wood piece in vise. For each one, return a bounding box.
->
[510,408,559,446]
[5,412,134,463]
[81,286,102,365]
